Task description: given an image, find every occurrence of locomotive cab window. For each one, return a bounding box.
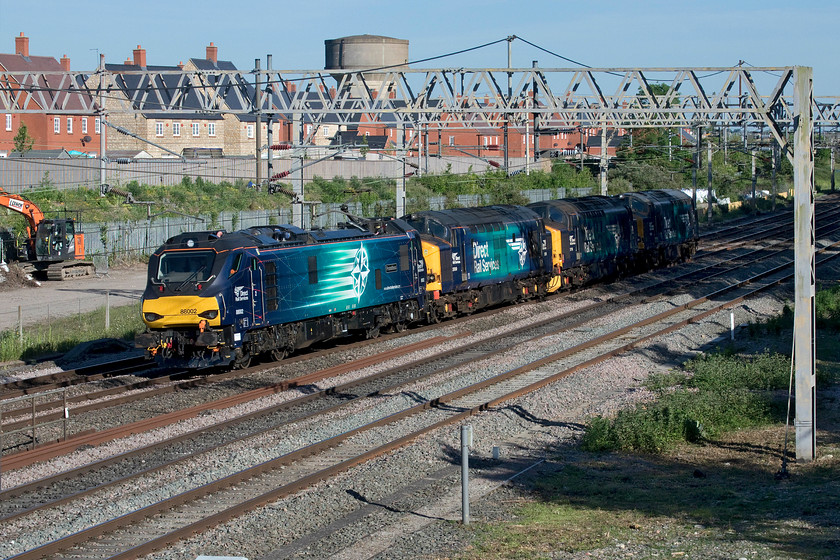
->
[157,251,215,283]
[229,253,243,277]
[399,244,409,271]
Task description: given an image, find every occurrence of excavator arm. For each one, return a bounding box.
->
[0,188,45,238]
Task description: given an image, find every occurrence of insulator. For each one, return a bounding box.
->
[488,160,501,168]
[271,171,291,180]
[270,144,292,150]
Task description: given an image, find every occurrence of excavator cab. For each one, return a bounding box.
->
[33,219,84,262]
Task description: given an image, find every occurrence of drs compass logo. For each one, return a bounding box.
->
[351,245,370,299]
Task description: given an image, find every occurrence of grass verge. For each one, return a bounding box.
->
[0,304,144,363]
[456,308,840,559]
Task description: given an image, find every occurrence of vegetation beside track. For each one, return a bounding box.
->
[0,303,143,364]
[455,286,840,560]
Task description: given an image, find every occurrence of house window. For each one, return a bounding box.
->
[208,123,216,137]
[448,136,454,146]
[82,118,88,134]
[192,123,199,137]
[305,124,312,136]
[323,126,330,137]
[95,118,101,134]
[155,122,164,137]
[5,114,12,131]
[67,117,73,134]
[54,117,60,134]
[173,122,181,136]
[247,124,254,139]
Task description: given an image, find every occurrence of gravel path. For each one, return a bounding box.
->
[0,264,147,333]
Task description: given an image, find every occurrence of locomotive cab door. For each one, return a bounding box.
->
[248,256,265,328]
[229,252,262,334]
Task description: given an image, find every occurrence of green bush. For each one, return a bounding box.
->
[685,351,790,391]
[581,351,787,453]
[816,284,840,331]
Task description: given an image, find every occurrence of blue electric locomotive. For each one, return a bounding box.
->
[135,219,426,368]
[620,189,698,267]
[402,205,552,321]
[527,195,637,289]
[135,190,698,370]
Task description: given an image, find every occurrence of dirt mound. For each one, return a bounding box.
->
[0,262,40,291]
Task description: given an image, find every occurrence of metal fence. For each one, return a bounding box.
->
[0,156,549,193]
[0,288,142,332]
[78,187,590,262]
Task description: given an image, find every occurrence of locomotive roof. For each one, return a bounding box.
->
[406,205,540,227]
[529,195,629,214]
[159,221,414,252]
[620,189,692,204]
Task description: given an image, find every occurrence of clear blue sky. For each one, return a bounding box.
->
[1,0,837,95]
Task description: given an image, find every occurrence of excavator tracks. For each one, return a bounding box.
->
[46,261,95,280]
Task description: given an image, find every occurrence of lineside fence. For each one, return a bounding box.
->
[0,155,541,193]
[0,288,142,346]
[54,187,585,264]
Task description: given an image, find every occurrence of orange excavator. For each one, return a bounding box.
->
[0,188,95,280]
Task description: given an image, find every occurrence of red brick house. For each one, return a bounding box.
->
[0,33,100,156]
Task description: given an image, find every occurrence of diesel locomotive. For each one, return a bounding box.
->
[135,189,697,369]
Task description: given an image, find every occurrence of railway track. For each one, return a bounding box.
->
[3,204,839,473]
[1,204,828,460]
[2,212,839,559]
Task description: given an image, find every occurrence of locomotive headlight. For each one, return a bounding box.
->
[198,310,219,319]
[144,312,164,322]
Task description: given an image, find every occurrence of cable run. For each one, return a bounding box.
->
[514,36,593,69]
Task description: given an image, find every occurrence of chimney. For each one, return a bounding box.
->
[15,32,29,57]
[329,86,336,99]
[125,57,133,65]
[178,61,184,69]
[60,54,71,71]
[133,45,146,67]
[206,42,218,63]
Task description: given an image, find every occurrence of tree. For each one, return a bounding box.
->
[13,123,35,154]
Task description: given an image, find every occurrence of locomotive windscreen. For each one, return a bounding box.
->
[156,251,216,283]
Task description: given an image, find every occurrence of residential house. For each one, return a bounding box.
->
[0,33,100,157]
[99,43,293,158]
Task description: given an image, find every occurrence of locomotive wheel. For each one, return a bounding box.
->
[366,326,381,339]
[393,322,406,333]
[234,352,252,369]
[270,348,286,362]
